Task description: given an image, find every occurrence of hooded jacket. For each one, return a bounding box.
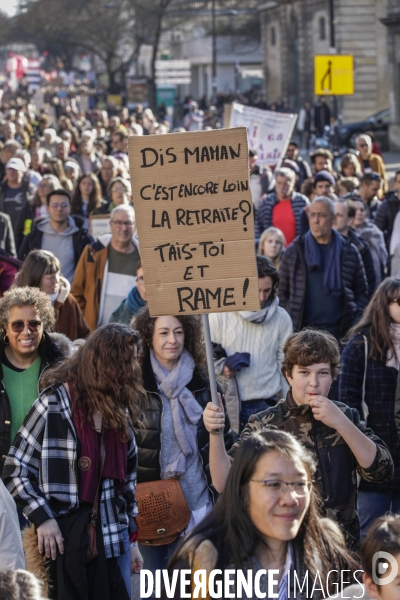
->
[231,391,393,549]
[17,214,93,266]
[71,233,140,330]
[52,276,90,340]
[0,332,71,474]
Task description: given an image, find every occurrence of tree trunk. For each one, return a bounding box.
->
[150,20,162,111]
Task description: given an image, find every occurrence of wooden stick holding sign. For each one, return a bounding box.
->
[128,127,259,406]
[202,313,220,427]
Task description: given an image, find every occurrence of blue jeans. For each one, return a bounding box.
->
[139,539,181,598]
[117,528,131,598]
[139,538,181,574]
[240,398,278,433]
[358,490,400,541]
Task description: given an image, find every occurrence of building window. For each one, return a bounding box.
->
[271,27,276,46]
[319,17,326,40]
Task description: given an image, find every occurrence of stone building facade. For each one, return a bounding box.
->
[260,0,389,123]
[382,0,400,150]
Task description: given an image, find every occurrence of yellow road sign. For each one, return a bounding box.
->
[314,55,354,96]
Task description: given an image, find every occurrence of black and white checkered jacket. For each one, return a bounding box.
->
[2,383,138,559]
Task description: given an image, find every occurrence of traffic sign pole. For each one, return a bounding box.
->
[314,55,354,151]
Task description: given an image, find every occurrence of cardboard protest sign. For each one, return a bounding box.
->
[229,102,297,168]
[129,128,259,316]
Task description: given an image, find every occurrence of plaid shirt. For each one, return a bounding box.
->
[2,383,138,559]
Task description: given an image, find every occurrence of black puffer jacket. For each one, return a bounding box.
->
[278,234,368,335]
[374,191,400,251]
[0,332,71,474]
[133,353,233,503]
[347,228,376,298]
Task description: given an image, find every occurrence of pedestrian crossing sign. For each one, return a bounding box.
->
[314,55,354,95]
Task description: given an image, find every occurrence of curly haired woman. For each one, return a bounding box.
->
[133,307,233,573]
[0,287,70,475]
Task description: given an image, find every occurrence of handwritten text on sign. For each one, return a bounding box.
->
[129,128,259,316]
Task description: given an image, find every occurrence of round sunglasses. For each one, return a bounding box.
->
[9,320,42,333]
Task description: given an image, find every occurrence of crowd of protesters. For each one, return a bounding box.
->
[0,88,398,600]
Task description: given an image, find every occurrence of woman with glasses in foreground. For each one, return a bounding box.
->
[0,287,70,476]
[164,430,358,599]
[340,278,400,539]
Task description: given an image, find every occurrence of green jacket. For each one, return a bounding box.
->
[231,391,393,550]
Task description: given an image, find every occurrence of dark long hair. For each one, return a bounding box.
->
[71,173,102,215]
[345,277,400,361]
[168,430,358,592]
[41,323,146,440]
[134,306,207,372]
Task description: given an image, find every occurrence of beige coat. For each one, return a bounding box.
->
[356,152,388,195]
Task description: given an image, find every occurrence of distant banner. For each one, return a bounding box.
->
[229,102,297,167]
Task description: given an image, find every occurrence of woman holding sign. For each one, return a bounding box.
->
[133,307,233,572]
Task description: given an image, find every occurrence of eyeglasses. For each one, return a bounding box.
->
[135,276,144,284]
[358,143,368,148]
[250,479,312,497]
[111,220,134,228]
[391,299,400,306]
[49,202,69,209]
[309,212,329,219]
[9,320,42,333]
[112,187,128,193]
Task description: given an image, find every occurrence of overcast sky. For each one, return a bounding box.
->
[0,0,18,16]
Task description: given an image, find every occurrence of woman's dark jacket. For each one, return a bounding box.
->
[339,332,400,491]
[347,228,376,298]
[374,191,400,251]
[133,353,234,503]
[0,332,70,473]
[278,234,368,336]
